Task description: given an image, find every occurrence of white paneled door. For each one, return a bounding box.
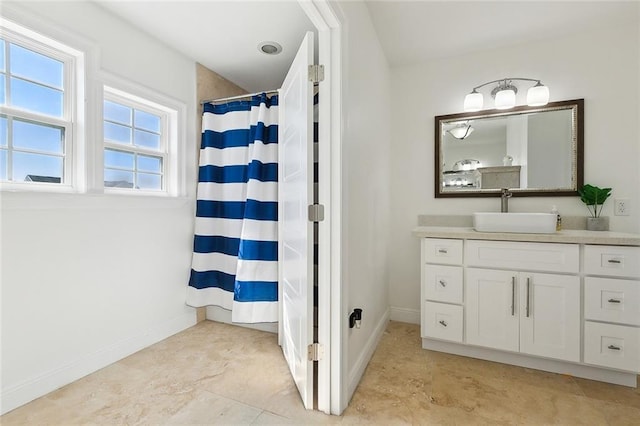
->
[278,31,315,409]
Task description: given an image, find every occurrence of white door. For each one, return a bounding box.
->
[466,268,519,352]
[519,273,580,362]
[278,31,315,409]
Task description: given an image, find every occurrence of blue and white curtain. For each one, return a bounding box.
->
[186,93,278,323]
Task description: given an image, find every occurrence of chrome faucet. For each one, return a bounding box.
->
[501,188,513,213]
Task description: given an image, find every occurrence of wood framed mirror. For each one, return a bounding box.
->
[435,99,583,198]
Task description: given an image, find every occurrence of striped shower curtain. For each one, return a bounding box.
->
[186,93,278,323]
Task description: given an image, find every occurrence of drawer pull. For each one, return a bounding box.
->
[607,344,621,351]
[437,248,448,254]
[607,259,622,264]
[526,277,531,318]
[511,277,516,316]
[439,280,447,287]
[438,320,448,327]
[607,298,622,304]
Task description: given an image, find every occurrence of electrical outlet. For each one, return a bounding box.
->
[614,198,630,216]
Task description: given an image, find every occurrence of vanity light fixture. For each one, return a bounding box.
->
[463,78,550,112]
[447,121,475,140]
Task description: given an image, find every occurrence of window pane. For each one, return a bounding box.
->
[137,154,162,173]
[0,39,5,72]
[104,100,131,125]
[104,169,134,188]
[13,151,62,183]
[0,74,5,105]
[11,77,63,117]
[104,149,134,170]
[134,129,160,150]
[134,109,161,133]
[137,172,162,190]
[10,43,63,89]
[104,121,132,144]
[13,120,63,154]
[0,149,7,180]
[0,116,6,147]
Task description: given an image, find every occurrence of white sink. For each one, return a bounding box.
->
[473,212,557,234]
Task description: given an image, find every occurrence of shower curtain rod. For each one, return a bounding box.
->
[200,89,279,105]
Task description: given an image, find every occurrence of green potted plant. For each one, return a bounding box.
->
[578,184,612,231]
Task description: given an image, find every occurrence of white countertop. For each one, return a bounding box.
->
[412,226,640,246]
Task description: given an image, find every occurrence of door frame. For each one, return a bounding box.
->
[298,0,345,416]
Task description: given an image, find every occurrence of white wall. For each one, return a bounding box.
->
[1,2,198,413]
[388,21,640,318]
[333,0,392,402]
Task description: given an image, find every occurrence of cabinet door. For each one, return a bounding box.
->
[519,273,580,362]
[466,268,519,352]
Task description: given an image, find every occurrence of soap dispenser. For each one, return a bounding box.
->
[551,205,562,231]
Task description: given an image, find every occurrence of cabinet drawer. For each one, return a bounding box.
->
[584,322,640,372]
[585,277,640,326]
[424,265,463,304]
[423,238,463,265]
[584,245,640,278]
[423,301,463,343]
[465,240,579,273]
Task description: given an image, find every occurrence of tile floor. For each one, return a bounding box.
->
[2,321,639,425]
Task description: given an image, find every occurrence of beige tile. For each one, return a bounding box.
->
[574,376,640,409]
[589,399,640,426]
[1,394,63,425]
[43,362,151,412]
[429,350,583,396]
[341,383,415,425]
[2,320,639,426]
[164,390,262,425]
[261,386,338,424]
[251,411,295,424]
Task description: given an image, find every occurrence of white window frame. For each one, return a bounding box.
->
[103,89,167,194]
[0,17,85,193]
[102,81,182,197]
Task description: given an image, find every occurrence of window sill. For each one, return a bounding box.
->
[0,190,194,211]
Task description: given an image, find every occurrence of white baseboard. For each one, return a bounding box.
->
[0,311,196,415]
[206,306,278,334]
[389,306,420,324]
[347,307,390,400]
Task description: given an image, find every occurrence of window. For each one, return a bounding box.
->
[0,19,182,196]
[0,21,82,189]
[103,86,176,194]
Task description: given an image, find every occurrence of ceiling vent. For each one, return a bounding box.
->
[258,41,282,55]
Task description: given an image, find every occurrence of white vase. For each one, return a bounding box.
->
[586,217,609,231]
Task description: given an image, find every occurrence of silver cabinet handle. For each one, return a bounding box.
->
[607,259,622,264]
[511,277,516,316]
[526,277,531,318]
[608,345,621,351]
[608,298,622,304]
[439,320,448,327]
[438,248,448,254]
[439,280,447,287]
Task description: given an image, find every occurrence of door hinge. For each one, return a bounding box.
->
[308,204,325,222]
[307,343,324,361]
[308,64,325,83]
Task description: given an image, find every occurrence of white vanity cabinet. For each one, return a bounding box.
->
[416,231,640,388]
[583,245,640,373]
[421,238,464,343]
[466,268,580,362]
[464,240,580,362]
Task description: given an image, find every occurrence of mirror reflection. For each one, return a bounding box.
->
[435,99,583,197]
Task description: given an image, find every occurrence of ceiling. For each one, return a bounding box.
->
[96,1,316,92]
[366,1,638,66]
[96,1,638,93]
